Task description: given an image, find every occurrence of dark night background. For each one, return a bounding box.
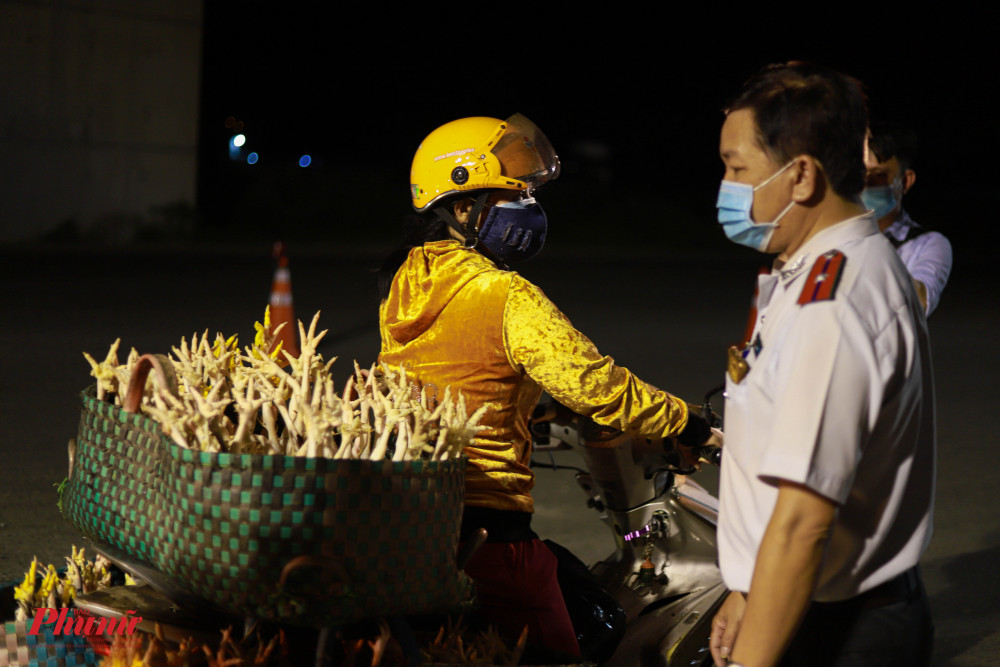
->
[193,9,996,263]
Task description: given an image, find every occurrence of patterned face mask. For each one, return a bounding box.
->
[477,197,548,263]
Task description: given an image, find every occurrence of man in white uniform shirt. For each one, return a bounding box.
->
[709,63,935,667]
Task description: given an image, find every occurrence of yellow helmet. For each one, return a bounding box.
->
[410,113,560,212]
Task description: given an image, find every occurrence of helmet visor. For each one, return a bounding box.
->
[492,113,561,190]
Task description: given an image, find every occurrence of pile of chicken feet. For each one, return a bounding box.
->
[83,309,489,461]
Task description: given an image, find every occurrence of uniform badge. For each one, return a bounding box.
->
[727,345,749,383]
[797,250,846,305]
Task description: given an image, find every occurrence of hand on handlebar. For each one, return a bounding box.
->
[673,403,724,470]
[696,427,724,466]
[672,429,723,471]
[677,397,724,468]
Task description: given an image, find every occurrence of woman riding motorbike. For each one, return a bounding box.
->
[376,114,712,657]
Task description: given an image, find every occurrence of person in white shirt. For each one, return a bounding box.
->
[862,120,952,316]
[710,62,936,667]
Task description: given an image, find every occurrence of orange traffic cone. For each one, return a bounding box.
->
[269,241,300,359]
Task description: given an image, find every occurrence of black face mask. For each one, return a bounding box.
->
[476,198,548,263]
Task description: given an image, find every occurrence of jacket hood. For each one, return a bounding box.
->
[382,240,499,344]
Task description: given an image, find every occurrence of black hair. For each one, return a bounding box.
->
[376,212,450,300]
[868,120,919,173]
[727,61,869,198]
[376,189,502,300]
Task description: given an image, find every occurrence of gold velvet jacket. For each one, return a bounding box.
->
[379,240,690,513]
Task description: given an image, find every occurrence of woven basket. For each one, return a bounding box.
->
[0,619,98,667]
[61,355,473,627]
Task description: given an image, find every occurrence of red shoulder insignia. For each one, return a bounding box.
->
[797,250,846,305]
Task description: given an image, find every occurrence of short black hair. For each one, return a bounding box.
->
[727,62,869,198]
[868,120,918,172]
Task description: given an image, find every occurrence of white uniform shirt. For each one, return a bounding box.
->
[719,212,936,602]
[885,209,953,316]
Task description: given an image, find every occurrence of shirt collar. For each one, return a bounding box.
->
[772,211,879,284]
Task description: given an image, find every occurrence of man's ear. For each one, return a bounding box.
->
[453,198,472,224]
[902,169,916,195]
[790,155,822,204]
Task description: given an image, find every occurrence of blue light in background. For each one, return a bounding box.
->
[299,155,312,168]
[247,152,259,165]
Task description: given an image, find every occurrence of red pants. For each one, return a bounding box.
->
[461,538,580,657]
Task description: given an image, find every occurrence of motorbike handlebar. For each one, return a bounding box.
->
[530,396,724,470]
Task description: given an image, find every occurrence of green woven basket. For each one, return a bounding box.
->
[61,358,473,627]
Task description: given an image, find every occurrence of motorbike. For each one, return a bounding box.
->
[529,389,728,666]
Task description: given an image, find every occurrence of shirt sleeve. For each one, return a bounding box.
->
[901,231,952,316]
[502,274,689,439]
[757,302,883,504]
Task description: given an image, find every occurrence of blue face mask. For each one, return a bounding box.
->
[477,197,548,263]
[716,161,796,252]
[860,182,900,220]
